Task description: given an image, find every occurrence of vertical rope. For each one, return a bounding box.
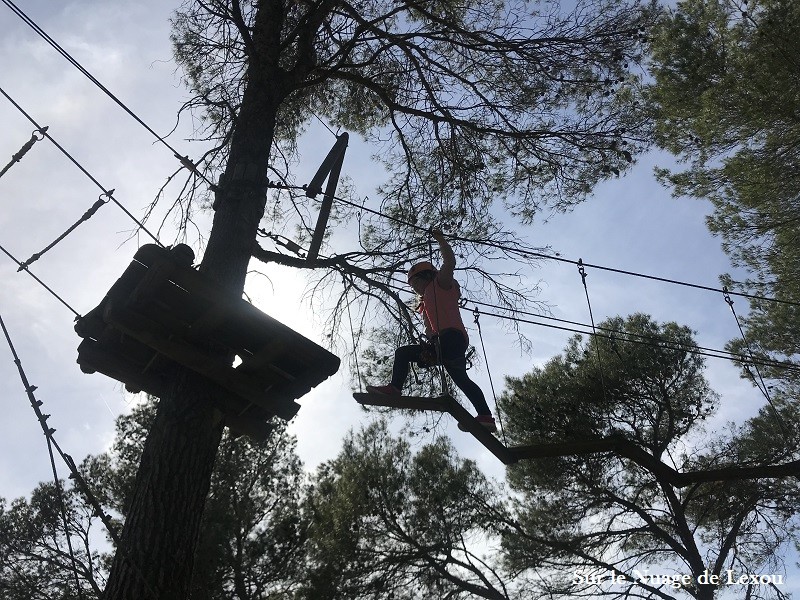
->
[343,276,363,392]
[577,259,612,428]
[722,287,789,440]
[473,306,508,445]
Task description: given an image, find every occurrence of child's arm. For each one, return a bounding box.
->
[431,228,455,289]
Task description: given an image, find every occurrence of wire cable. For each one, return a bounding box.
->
[259,233,799,406]
[1,0,217,192]
[278,237,800,376]
[722,286,789,439]
[0,126,47,179]
[343,274,364,392]
[374,269,800,375]
[0,242,80,317]
[1,312,87,598]
[0,85,163,247]
[0,311,163,600]
[267,180,800,310]
[472,306,508,445]
[577,259,612,429]
[17,193,112,271]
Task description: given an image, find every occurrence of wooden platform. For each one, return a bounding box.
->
[353,392,518,464]
[76,244,340,440]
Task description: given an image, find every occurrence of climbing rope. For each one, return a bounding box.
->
[0,127,48,179]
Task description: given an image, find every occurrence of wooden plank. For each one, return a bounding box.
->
[106,305,301,420]
[353,393,518,465]
[509,439,619,461]
[224,413,274,442]
[77,338,166,396]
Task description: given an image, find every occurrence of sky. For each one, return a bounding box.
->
[0,0,795,594]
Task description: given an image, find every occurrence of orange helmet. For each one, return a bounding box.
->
[407,261,436,282]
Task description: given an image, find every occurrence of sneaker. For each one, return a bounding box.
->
[458,415,497,433]
[366,384,401,396]
[476,415,497,433]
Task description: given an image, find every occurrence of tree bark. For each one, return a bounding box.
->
[103,1,289,598]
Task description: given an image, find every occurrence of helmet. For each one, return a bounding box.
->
[407,261,436,282]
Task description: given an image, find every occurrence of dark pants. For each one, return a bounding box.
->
[391,328,491,416]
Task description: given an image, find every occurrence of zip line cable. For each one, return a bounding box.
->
[370,270,800,376]
[0,85,163,248]
[466,295,797,372]
[1,0,216,191]
[268,181,800,311]
[259,227,799,396]
[372,261,795,373]
[257,223,800,377]
[258,209,799,385]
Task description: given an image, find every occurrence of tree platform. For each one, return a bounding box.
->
[76,244,340,440]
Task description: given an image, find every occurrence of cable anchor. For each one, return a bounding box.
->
[175,153,218,193]
[258,230,306,257]
[0,126,49,179]
[722,286,735,310]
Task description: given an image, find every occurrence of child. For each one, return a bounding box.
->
[367,229,496,432]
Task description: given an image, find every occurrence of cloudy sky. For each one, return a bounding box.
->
[0,0,795,591]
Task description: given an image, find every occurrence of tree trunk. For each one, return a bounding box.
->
[103,1,288,598]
